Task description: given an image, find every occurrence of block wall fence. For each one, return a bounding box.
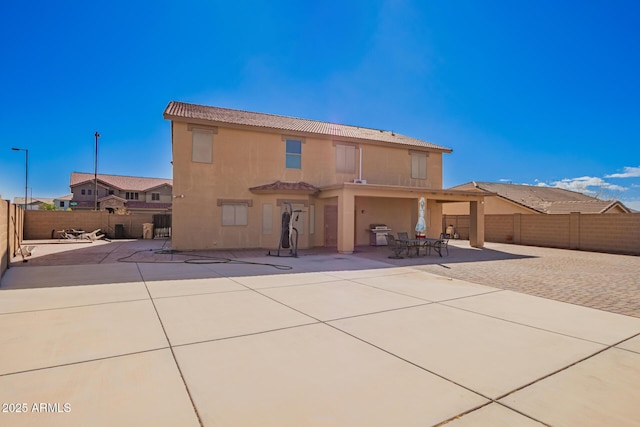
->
[444,213,640,255]
[23,210,155,240]
[1,201,23,280]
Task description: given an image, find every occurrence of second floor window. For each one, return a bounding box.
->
[126,192,139,200]
[411,152,427,179]
[151,193,160,201]
[285,139,302,169]
[336,144,356,173]
[192,130,213,163]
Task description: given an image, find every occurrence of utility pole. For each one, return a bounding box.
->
[11,147,28,211]
[94,131,100,210]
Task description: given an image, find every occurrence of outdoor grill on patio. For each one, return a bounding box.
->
[369,224,391,246]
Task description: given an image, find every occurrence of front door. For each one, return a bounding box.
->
[324,205,338,247]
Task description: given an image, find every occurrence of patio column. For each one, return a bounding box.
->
[469,199,485,248]
[337,189,355,254]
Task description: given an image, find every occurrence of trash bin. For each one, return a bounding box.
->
[142,223,154,239]
[114,224,124,239]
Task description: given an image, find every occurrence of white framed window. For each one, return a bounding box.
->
[126,192,139,200]
[192,130,213,163]
[285,139,302,169]
[222,204,248,226]
[336,144,356,173]
[411,152,427,179]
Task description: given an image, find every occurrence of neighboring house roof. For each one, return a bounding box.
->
[250,181,320,194]
[14,197,54,205]
[55,194,74,201]
[164,101,452,153]
[450,182,631,214]
[70,172,172,191]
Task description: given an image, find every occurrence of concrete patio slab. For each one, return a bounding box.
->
[616,335,640,353]
[443,290,640,345]
[0,263,143,289]
[352,271,499,302]
[322,266,415,280]
[0,349,199,427]
[174,323,488,426]
[445,403,545,426]
[0,300,168,375]
[2,239,639,425]
[136,262,222,282]
[232,271,341,289]
[261,280,428,321]
[152,290,317,346]
[146,277,246,299]
[0,281,148,314]
[330,303,605,399]
[500,348,640,427]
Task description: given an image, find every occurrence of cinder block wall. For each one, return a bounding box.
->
[0,200,9,279]
[444,213,640,255]
[520,214,571,248]
[484,215,515,243]
[579,213,640,254]
[24,211,154,240]
[1,202,23,280]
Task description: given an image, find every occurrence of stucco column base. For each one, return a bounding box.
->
[337,190,355,254]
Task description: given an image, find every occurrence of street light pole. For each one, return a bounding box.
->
[11,147,28,211]
[94,131,100,210]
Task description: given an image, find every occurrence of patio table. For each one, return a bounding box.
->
[399,238,445,257]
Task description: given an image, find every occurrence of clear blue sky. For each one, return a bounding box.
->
[2,0,639,210]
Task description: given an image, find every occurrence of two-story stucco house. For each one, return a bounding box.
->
[164,101,488,253]
[70,172,172,214]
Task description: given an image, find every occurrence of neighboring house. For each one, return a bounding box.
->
[54,194,73,210]
[164,101,490,253]
[443,182,631,215]
[13,197,53,210]
[13,195,73,210]
[70,172,173,214]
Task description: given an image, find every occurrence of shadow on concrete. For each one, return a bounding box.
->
[0,239,535,290]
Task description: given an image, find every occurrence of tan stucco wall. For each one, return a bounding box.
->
[170,121,446,250]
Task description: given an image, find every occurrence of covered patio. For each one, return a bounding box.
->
[318,182,492,254]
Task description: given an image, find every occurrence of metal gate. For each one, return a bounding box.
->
[153,214,172,238]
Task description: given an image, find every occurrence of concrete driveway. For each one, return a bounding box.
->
[1,240,639,426]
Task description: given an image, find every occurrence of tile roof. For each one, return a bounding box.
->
[164,101,452,152]
[14,197,54,205]
[451,182,630,214]
[249,181,320,194]
[70,172,172,191]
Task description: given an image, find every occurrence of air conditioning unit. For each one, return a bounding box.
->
[353,179,367,184]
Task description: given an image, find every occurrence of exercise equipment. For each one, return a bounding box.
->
[268,202,303,257]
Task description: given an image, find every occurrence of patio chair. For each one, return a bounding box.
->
[80,229,105,241]
[386,234,409,259]
[397,231,410,240]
